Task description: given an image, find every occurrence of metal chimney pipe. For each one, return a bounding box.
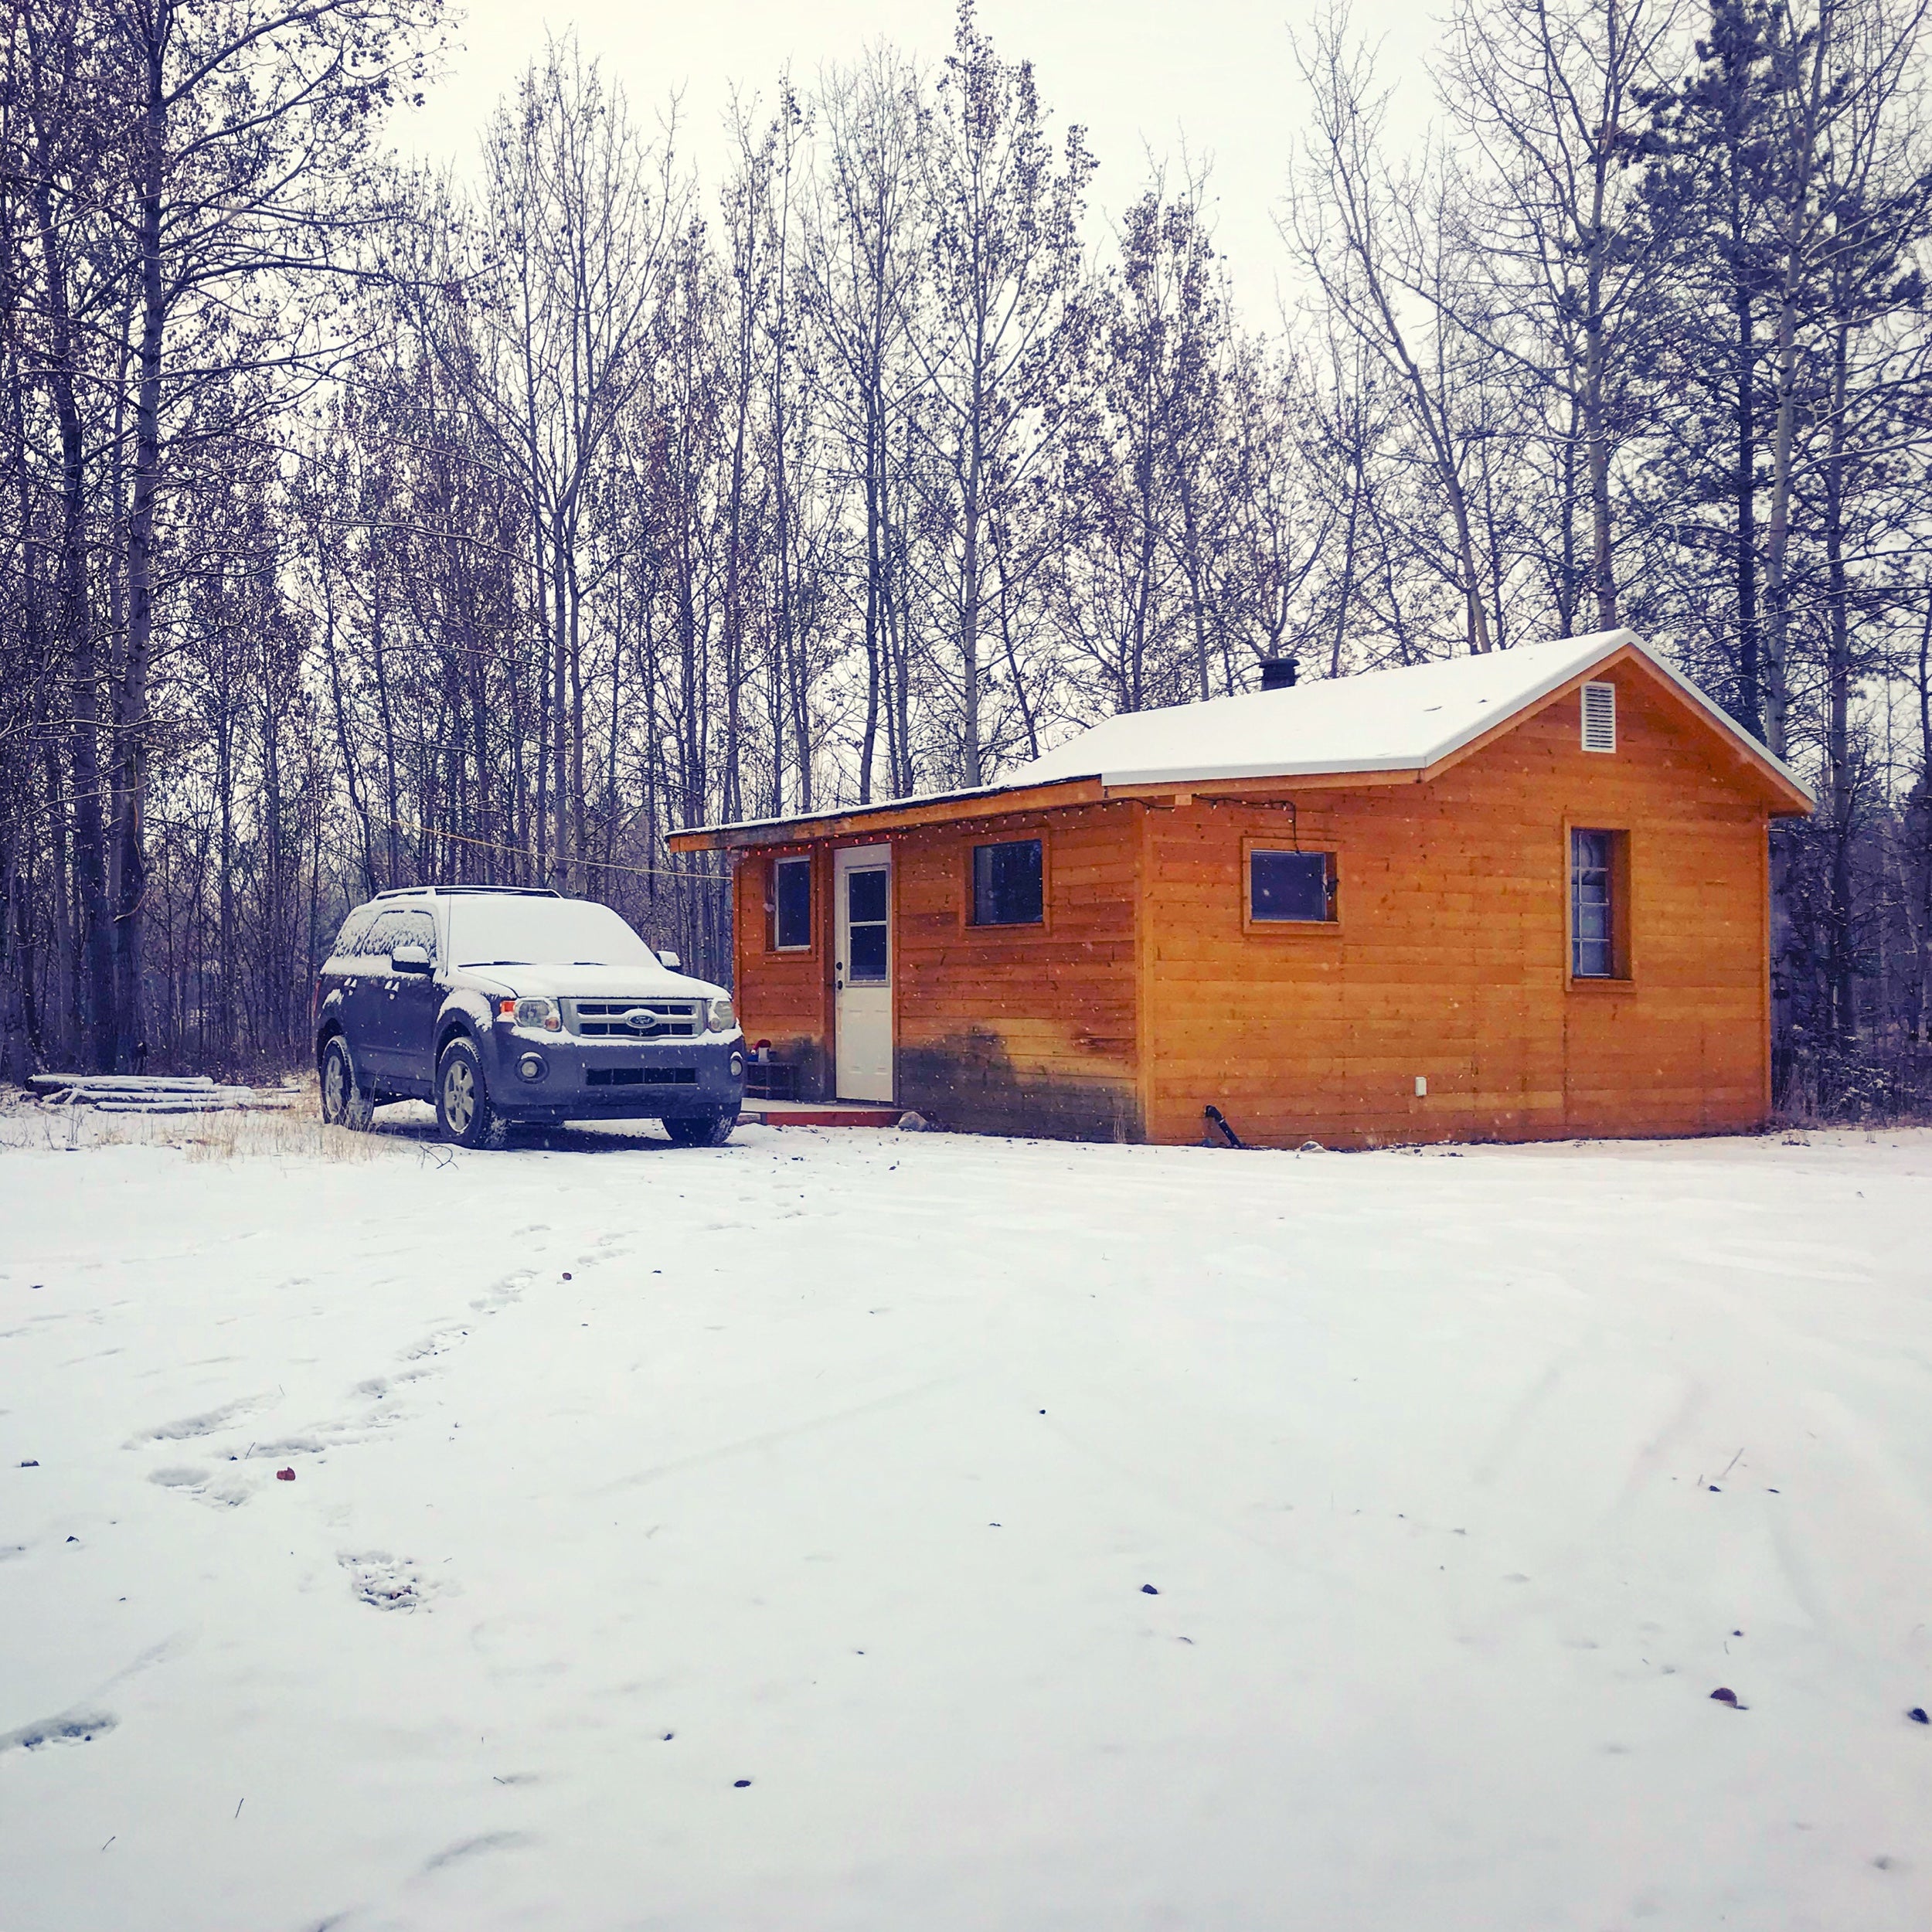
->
[1259,656,1298,691]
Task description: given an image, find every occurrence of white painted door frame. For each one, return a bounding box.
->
[834,844,894,1102]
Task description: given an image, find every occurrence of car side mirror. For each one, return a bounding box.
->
[658,950,682,971]
[390,944,433,975]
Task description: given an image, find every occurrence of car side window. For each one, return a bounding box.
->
[331,906,376,960]
[393,910,437,961]
[363,908,431,961]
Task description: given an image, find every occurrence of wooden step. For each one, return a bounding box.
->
[742,1100,904,1128]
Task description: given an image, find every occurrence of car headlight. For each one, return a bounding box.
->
[706,996,736,1033]
[516,998,562,1032]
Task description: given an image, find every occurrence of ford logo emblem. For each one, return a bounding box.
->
[622,1007,660,1033]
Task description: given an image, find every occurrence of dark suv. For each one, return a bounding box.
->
[313,887,744,1148]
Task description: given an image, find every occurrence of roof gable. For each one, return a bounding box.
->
[670,630,1811,848]
[1009,630,1811,807]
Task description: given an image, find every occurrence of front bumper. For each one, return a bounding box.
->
[482,1022,746,1121]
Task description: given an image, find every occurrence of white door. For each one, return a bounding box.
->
[835,845,893,1101]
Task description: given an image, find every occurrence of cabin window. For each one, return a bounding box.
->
[771,855,812,951]
[971,838,1044,927]
[1250,849,1335,923]
[1570,828,1630,978]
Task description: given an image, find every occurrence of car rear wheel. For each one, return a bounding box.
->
[664,1109,736,1148]
[320,1037,374,1131]
[437,1038,510,1149]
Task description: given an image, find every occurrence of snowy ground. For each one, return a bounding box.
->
[3,1108,1930,1932]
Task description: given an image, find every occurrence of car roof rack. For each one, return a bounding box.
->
[371,885,563,900]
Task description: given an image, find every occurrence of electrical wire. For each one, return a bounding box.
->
[365,812,730,883]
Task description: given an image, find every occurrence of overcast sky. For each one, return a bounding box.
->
[398,0,1434,319]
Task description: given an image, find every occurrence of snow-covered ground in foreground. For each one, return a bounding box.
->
[3,1114,1930,1932]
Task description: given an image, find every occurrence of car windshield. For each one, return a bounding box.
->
[447,896,660,970]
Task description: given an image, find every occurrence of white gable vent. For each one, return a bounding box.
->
[1580,680,1617,753]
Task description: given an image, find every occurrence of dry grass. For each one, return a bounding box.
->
[0,1073,403,1164]
[179,1111,394,1165]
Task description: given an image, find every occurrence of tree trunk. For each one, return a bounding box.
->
[114,2,172,1071]
[1823,316,1854,1045]
[1760,1,1831,765]
[959,357,985,786]
[29,161,113,1067]
[1732,277,1762,737]
[1581,306,1617,631]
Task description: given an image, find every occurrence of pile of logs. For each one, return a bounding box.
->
[29,1074,304,1115]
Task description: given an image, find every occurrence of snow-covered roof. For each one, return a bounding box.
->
[673,630,1809,844]
[1007,629,1806,793]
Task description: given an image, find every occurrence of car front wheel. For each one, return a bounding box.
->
[437,1038,510,1149]
[320,1037,375,1131]
[664,1109,737,1148]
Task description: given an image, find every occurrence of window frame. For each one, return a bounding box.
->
[965,832,1049,932]
[1565,823,1634,988]
[1242,836,1342,934]
[841,855,893,985]
[768,852,815,955]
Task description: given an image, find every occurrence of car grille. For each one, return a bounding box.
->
[587,1066,698,1087]
[563,998,702,1039]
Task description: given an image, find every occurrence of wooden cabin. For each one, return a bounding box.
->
[668,630,1813,1148]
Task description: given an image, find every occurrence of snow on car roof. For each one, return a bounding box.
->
[1008,628,1799,790]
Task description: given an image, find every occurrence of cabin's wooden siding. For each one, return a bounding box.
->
[726,665,1777,1146]
[730,845,835,1099]
[727,809,1145,1134]
[1141,669,1772,1147]
[891,806,1141,1138]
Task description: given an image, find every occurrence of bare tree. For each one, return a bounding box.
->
[1287,6,1497,654]
[804,46,923,801]
[1438,0,1688,634]
[907,0,1092,783]
[432,37,684,889]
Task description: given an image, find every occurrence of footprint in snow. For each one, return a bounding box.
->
[148,1464,251,1509]
[420,1831,532,1873]
[340,1552,434,1611]
[399,1328,465,1364]
[126,1394,270,1447]
[470,1267,536,1313]
[0,1706,117,1754]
